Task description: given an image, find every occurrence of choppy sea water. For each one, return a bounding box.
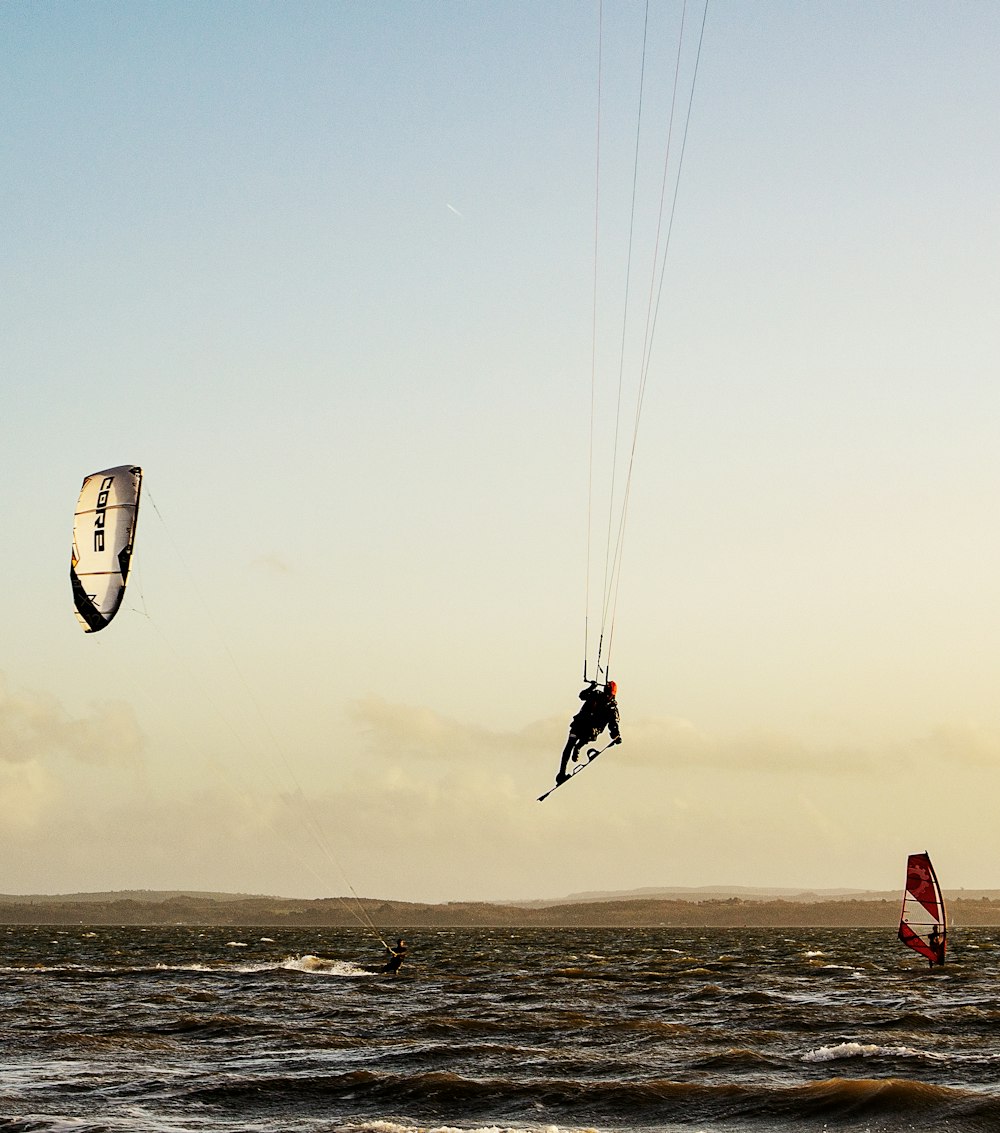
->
[2,924,1000,1133]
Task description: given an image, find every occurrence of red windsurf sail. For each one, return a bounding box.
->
[898,852,946,966]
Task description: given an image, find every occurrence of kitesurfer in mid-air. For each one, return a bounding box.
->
[556,681,621,784]
[382,938,408,976]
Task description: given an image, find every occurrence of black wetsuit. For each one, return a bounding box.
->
[382,941,407,975]
[558,685,621,780]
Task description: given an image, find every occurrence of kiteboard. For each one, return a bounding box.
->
[537,742,615,802]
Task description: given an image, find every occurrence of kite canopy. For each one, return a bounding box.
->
[70,465,142,632]
[898,851,946,966]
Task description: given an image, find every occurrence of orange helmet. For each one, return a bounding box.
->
[608,681,617,696]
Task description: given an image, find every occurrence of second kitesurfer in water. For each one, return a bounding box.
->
[382,938,408,975]
[556,681,621,784]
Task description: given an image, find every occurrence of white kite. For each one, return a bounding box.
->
[70,464,143,632]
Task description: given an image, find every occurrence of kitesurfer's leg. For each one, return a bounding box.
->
[557,734,575,783]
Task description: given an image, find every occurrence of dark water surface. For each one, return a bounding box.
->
[2,924,1000,1132]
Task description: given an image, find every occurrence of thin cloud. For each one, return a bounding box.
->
[0,673,143,767]
[345,695,997,779]
[346,695,556,762]
[0,762,57,831]
[617,717,1000,776]
[250,554,293,577]
[909,722,1000,767]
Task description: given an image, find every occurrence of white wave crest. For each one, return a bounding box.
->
[341,1124,589,1133]
[282,953,371,977]
[802,1041,941,1063]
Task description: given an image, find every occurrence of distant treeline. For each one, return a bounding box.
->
[3,893,1000,928]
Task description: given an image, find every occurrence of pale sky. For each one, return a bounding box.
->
[3,2,1000,903]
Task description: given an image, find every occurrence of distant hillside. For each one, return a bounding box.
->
[561,885,1000,903]
[2,889,1000,927]
[544,885,878,904]
[0,889,264,905]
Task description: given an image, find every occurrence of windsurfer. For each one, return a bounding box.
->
[927,925,945,968]
[382,938,408,976]
[556,681,622,784]
[898,852,947,969]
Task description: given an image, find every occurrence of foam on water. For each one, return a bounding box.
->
[281,952,371,976]
[802,1041,944,1063]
